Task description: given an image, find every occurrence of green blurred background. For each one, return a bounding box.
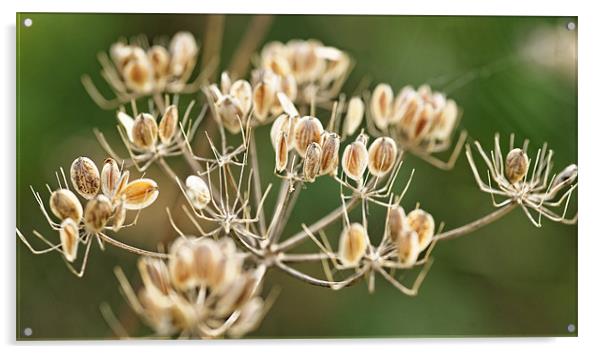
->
[16,14,577,339]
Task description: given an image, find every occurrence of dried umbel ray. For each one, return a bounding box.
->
[18,19,578,339]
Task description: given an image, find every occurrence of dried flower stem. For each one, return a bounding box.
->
[433,203,518,242]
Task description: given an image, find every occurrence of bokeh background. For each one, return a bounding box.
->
[16,14,577,339]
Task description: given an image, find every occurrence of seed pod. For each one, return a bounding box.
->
[430,99,458,140]
[168,238,197,291]
[228,297,264,338]
[252,79,276,122]
[117,111,135,142]
[212,253,244,294]
[110,42,133,71]
[320,132,340,175]
[50,189,83,222]
[220,71,232,94]
[122,178,159,210]
[552,164,578,189]
[169,293,198,331]
[60,218,79,263]
[274,130,289,172]
[396,230,420,267]
[344,96,364,136]
[505,148,529,184]
[122,54,154,93]
[338,223,368,266]
[84,195,113,232]
[230,80,253,116]
[303,142,322,183]
[113,170,130,200]
[101,158,121,197]
[387,205,407,243]
[409,103,434,141]
[169,31,198,77]
[147,45,170,80]
[132,113,158,149]
[192,238,222,287]
[112,197,126,232]
[185,175,211,210]
[216,95,244,134]
[406,209,435,252]
[280,74,298,102]
[293,116,323,155]
[138,257,172,301]
[341,134,369,181]
[70,157,100,200]
[215,271,258,317]
[159,105,179,144]
[368,137,398,177]
[270,114,298,150]
[397,92,422,133]
[370,83,393,130]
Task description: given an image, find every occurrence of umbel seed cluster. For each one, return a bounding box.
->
[18,21,578,339]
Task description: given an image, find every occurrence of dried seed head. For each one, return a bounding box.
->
[274,130,289,173]
[111,197,126,232]
[101,158,121,197]
[138,257,172,301]
[169,31,198,77]
[505,148,529,184]
[367,137,398,177]
[293,116,324,155]
[387,205,407,243]
[122,53,154,93]
[288,39,325,83]
[147,45,170,80]
[371,83,393,129]
[228,297,264,338]
[344,96,364,136]
[158,105,179,144]
[185,175,211,210]
[122,178,159,210]
[341,134,369,181]
[338,223,368,266]
[110,42,134,71]
[303,142,322,183]
[212,253,244,294]
[320,132,340,176]
[230,80,253,117]
[253,78,277,122]
[168,238,197,291]
[397,91,422,131]
[50,189,83,222]
[192,238,222,288]
[280,74,298,102]
[406,209,435,252]
[270,114,298,150]
[431,99,458,140]
[216,95,244,134]
[60,218,79,263]
[70,157,100,200]
[409,103,434,141]
[396,230,420,267]
[552,164,578,189]
[132,113,159,149]
[84,195,112,232]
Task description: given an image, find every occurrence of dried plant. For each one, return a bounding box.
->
[17,17,578,339]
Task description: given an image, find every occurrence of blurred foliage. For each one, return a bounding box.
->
[16,14,577,339]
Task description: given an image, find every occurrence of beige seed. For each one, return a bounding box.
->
[229,80,253,117]
[505,148,529,184]
[168,238,197,291]
[147,45,170,80]
[274,130,289,173]
[111,197,126,232]
[215,270,257,317]
[122,52,153,93]
[396,230,420,267]
[159,105,179,144]
[430,99,458,140]
[280,74,298,102]
[270,113,298,151]
[319,132,340,176]
[169,31,198,77]
[228,297,264,338]
[212,253,244,294]
[185,175,211,210]
[60,218,79,263]
[113,170,130,200]
[192,238,223,287]
[169,293,198,331]
[344,96,364,136]
[253,79,276,122]
[397,92,422,133]
[216,95,244,134]
[220,71,232,94]
[101,158,121,197]
[303,142,322,183]
[122,178,159,210]
[338,223,368,267]
[371,83,393,130]
[132,113,158,149]
[552,164,578,189]
[341,134,369,181]
[406,209,435,252]
[368,137,398,177]
[387,205,407,243]
[50,189,83,222]
[84,195,112,233]
[138,257,172,300]
[70,157,100,200]
[293,116,323,156]
[409,103,434,141]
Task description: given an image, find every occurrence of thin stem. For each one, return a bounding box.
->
[99,233,169,259]
[274,261,366,288]
[433,203,517,242]
[249,134,267,235]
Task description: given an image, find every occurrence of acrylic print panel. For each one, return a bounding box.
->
[16,13,577,340]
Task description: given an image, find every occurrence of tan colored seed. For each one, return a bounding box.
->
[371,83,393,130]
[111,197,126,232]
[101,158,121,197]
[338,223,368,266]
[113,170,130,200]
[84,195,112,233]
[406,209,435,252]
[132,113,158,149]
[430,99,458,140]
[341,134,369,181]
[70,157,100,200]
[192,238,223,288]
[253,79,276,122]
[368,137,398,177]
[293,116,323,156]
[159,105,179,144]
[185,175,211,210]
[147,45,170,80]
[123,60,153,93]
[169,31,198,77]
[397,92,422,133]
[168,238,197,291]
[220,71,232,94]
[138,257,172,300]
[319,132,340,176]
[50,189,83,222]
[387,205,407,243]
[169,292,198,330]
[270,114,298,151]
[410,103,434,141]
[552,164,578,189]
[215,271,257,317]
[303,142,322,183]
[212,253,243,294]
[344,96,364,136]
[216,95,244,134]
[230,80,253,116]
[60,218,79,263]
[280,74,298,102]
[397,230,420,267]
[505,148,529,184]
[228,297,264,338]
[122,178,159,210]
[275,130,289,172]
